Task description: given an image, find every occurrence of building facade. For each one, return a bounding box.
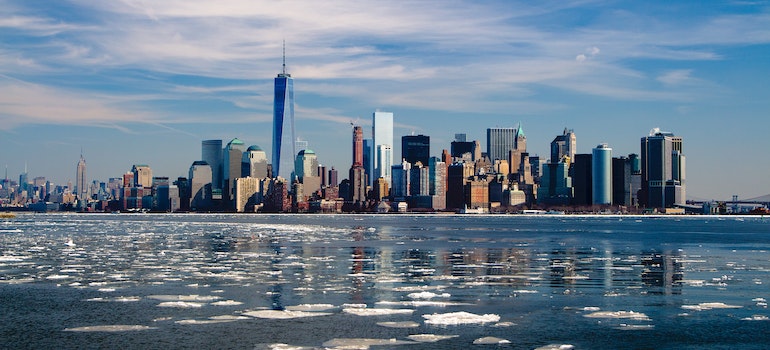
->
[372,111,394,187]
[640,130,686,209]
[402,134,430,166]
[201,139,223,190]
[272,60,295,179]
[592,144,612,205]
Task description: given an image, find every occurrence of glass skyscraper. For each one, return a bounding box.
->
[592,143,613,205]
[372,111,394,186]
[640,129,685,208]
[201,140,222,190]
[272,55,295,179]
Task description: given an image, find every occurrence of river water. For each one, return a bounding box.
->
[1,213,769,349]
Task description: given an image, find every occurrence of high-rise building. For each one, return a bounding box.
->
[537,162,572,205]
[640,129,686,208]
[592,144,612,205]
[402,134,430,166]
[572,154,592,206]
[76,153,87,199]
[352,126,364,167]
[272,46,295,179]
[223,138,246,203]
[189,160,212,211]
[410,161,429,197]
[202,140,223,190]
[295,149,321,194]
[328,167,338,188]
[428,157,447,210]
[235,177,261,212]
[363,139,372,184]
[390,159,411,199]
[487,126,521,162]
[372,111,394,186]
[132,164,153,188]
[613,154,641,207]
[244,145,268,179]
[550,128,577,165]
[451,138,481,161]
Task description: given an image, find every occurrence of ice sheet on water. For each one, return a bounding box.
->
[681,302,742,311]
[87,296,141,303]
[534,345,574,350]
[376,300,472,307]
[321,338,416,349]
[242,310,333,319]
[742,315,769,321]
[407,291,450,299]
[407,334,459,342]
[423,311,500,325]
[376,321,420,328]
[211,300,243,306]
[147,294,221,302]
[175,315,249,325]
[473,336,510,345]
[64,325,157,332]
[158,301,204,308]
[342,308,414,316]
[583,311,650,321]
[285,304,336,312]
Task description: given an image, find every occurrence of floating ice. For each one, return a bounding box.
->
[407,334,459,342]
[615,323,655,330]
[321,338,415,348]
[64,325,157,332]
[741,315,769,321]
[423,311,500,325]
[583,311,650,321]
[147,295,220,302]
[176,315,248,325]
[492,321,516,327]
[45,274,70,280]
[534,345,574,350]
[243,310,333,319]
[98,288,116,292]
[157,301,204,308]
[343,308,414,316]
[261,344,315,350]
[376,321,420,328]
[285,304,336,312]
[681,302,742,311]
[407,291,450,299]
[473,336,510,345]
[211,300,243,306]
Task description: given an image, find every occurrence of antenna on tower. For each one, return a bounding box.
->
[282,40,287,75]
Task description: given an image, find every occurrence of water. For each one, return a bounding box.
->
[1,213,769,349]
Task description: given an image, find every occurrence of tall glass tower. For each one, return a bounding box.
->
[76,153,87,199]
[372,111,393,186]
[592,143,612,205]
[272,44,295,179]
[201,140,223,190]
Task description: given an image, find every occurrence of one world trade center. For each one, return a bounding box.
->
[272,45,295,179]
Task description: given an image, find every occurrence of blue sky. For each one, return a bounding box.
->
[1,0,769,200]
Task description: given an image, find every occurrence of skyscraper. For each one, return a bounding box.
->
[132,164,152,188]
[487,126,521,162]
[402,134,430,166]
[272,44,295,179]
[294,149,319,180]
[372,111,394,186]
[640,129,686,209]
[189,160,212,211]
[76,153,86,199]
[352,126,364,167]
[223,138,246,203]
[244,145,268,179]
[592,144,612,205]
[201,140,223,190]
[550,128,577,165]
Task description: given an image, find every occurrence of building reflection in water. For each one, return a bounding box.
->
[641,250,683,295]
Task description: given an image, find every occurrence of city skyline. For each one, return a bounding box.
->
[2,1,770,200]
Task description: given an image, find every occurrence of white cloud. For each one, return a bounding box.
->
[657,69,695,85]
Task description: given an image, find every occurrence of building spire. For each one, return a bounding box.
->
[282,39,286,75]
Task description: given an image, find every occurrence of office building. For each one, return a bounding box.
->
[76,153,87,199]
[132,164,153,188]
[295,149,321,193]
[428,157,446,210]
[189,161,212,211]
[202,140,223,190]
[352,126,364,167]
[363,139,372,184]
[487,125,525,162]
[235,177,262,212]
[640,129,686,208]
[613,154,641,207]
[390,159,411,199]
[402,134,430,166]
[451,138,481,161]
[538,162,572,205]
[328,167,338,188]
[410,161,429,197]
[244,145,268,179]
[592,144,612,205]
[572,154,592,206]
[223,138,246,202]
[550,128,576,164]
[272,48,295,178]
[372,111,394,186]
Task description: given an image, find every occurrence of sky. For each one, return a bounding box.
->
[1,0,769,201]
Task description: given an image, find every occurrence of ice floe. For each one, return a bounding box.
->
[157,301,204,308]
[408,334,459,342]
[321,338,415,348]
[583,311,651,321]
[211,300,243,306]
[342,308,414,316]
[681,302,742,311]
[473,336,510,345]
[741,315,769,321]
[376,321,420,328]
[423,311,500,325]
[175,315,249,325]
[64,325,157,332]
[534,345,574,350]
[376,300,472,308]
[407,291,451,299]
[285,304,336,312]
[242,310,333,319]
[147,294,221,302]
